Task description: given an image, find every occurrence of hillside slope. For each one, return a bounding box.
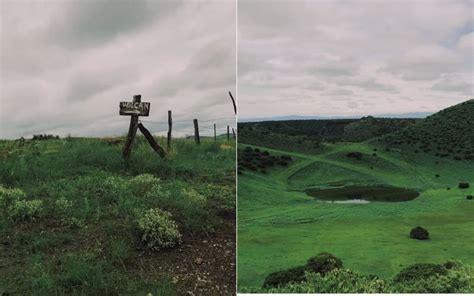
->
[376,99,474,160]
[238,118,418,153]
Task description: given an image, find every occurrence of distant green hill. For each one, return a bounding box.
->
[375,99,474,160]
[238,118,419,153]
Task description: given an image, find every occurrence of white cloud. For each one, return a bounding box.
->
[238,0,473,118]
[1,0,236,139]
[458,31,474,51]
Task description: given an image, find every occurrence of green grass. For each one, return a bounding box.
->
[237,142,474,291]
[0,136,235,295]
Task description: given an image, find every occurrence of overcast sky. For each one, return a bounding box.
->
[1,0,236,139]
[238,0,473,119]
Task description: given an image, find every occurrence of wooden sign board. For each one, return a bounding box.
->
[119,101,150,116]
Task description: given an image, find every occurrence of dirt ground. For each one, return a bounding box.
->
[132,218,236,296]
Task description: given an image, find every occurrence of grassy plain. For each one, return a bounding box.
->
[0,136,235,295]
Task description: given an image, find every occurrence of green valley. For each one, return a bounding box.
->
[237,99,474,292]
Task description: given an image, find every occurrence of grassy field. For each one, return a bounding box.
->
[0,136,235,295]
[237,140,474,291]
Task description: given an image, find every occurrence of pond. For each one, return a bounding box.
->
[306,185,419,203]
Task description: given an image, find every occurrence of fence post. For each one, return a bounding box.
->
[193,119,200,145]
[167,110,172,151]
[232,127,236,139]
[227,125,230,140]
[122,94,141,160]
[214,123,217,142]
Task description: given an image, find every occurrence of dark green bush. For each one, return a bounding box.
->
[262,253,343,289]
[306,252,343,274]
[458,182,470,189]
[262,265,308,288]
[264,261,473,293]
[394,263,447,283]
[410,226,430,240]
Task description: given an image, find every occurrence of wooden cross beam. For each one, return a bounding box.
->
[120,94,166,160]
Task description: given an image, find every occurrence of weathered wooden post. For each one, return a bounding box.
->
[214,123,217,142]
[121,95,142,160]
[167,110,172,151]
[120,94,166,160]
[232,127,236,139]
[138,123,167,158]
[228,91,237,115]
[193,119,200,145]
[227,125,230,140]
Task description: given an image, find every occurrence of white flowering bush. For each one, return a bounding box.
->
[54,197,73,215]
[137,208,182,251]
[181,187,206,203]
[0,185,26,208]
[129,174,161,197]
[9,199,43,221]
[0,185,42,222]
[144,183,171,201]
[102,175,128,196]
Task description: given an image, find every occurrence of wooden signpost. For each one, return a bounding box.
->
[120,94,166,160]
[120,101,150,116]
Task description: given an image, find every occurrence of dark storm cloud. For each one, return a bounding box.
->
[1,0,235,139]
[238,0,473,118]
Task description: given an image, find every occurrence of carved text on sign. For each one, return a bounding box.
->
[119,101,150,116]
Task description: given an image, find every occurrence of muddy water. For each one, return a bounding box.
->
[306,186,419,203]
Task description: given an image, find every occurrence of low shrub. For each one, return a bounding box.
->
[0,185,42,222]
[306,252,343,275]
[264,261,473,293]
[467,195,473,200]
[142,182,217,235]
[265,269,387,293]
[458,182,470,189]
[263,252,343,289]
[137,208,182,251]
[129,174,161,197]
[410,226,429,240]
[0,185,26,209]
[263,265,307,288]
[9,199,43,222]
[390,261,473,293]
[54,197,73,215]
[394,263,447,282]
[199,183,235,218]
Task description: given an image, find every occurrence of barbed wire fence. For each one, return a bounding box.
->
[138,112,236,149]
[121,92,237,157]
